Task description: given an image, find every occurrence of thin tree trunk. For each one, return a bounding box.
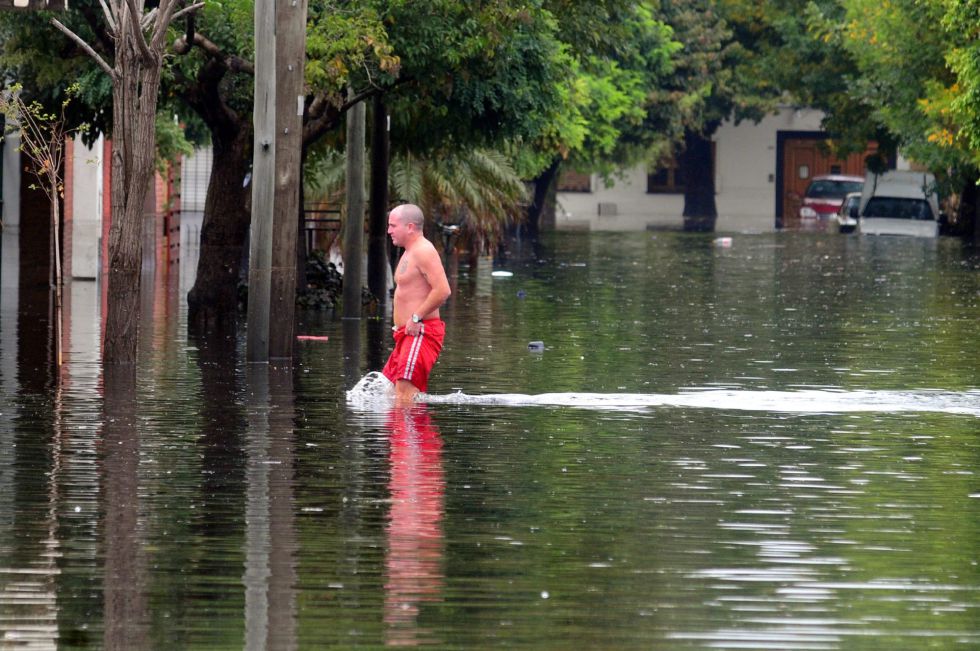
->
[50,173,63,369]
[680,124,719,233]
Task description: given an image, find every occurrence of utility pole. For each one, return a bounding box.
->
[247,0,307,362]
[342,98,365,320]
[269,0,308,359]
[246,0,276,362]
[367,94,390,314]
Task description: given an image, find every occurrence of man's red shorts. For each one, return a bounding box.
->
[382,319,445,393]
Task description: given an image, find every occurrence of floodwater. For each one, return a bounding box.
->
[1,231,979,649]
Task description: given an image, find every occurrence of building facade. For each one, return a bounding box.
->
[555,107,883,233]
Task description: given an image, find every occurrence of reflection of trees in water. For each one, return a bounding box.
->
[384,407,445,647]
[0,378,63,646]
[102,366,149,650]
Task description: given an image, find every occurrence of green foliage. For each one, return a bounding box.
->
[942,0,980,169]
[0,5,109,140]
[155,114,195,173]
[305,143,527,252]
[305,3,395,99]
[0,82,87,198]
[801,0,978,203]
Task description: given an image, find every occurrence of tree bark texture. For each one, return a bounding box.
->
[681,124,719,233]
[187,129,252,332]
[104,20,164,365]
[178,40,254,334]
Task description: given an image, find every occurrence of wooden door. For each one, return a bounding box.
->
[780,137,875,221]
[783,141,818,221]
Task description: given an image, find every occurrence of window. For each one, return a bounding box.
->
[557,170,591,193]
[647,144,714,194]
[647,157,686,194]
[863,198,934,221]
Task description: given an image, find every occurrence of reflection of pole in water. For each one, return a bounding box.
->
[244,364,298,651]
[384,407,445,647]
[342,318,362,388]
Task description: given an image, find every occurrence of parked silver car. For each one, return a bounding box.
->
[834,192,861,233]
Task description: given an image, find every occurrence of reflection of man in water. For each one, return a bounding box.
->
[382,204,452,406]
[384,407,445,646]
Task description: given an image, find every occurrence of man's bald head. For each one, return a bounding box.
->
[391,203,424,230]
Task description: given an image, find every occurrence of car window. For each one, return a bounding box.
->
[806,180,863,198]
[863,198,933,220]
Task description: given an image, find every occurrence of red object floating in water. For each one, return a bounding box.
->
[296,335,329,342]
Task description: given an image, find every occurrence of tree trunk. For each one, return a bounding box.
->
[104,48,163,366]
[680,123,719,232]
[187,128,252,333]
[963,173,979,243]
[525,156,561,237]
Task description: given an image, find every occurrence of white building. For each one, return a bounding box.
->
[555,107,880,233]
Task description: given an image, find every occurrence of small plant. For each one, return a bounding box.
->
[0,83,88,369]
[296,249,344,310]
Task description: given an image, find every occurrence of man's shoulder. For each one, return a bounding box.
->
[413,237,440,258]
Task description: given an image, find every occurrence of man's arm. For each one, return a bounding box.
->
[407,246,451,327]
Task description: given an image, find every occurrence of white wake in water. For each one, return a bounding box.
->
[347,373,980,416]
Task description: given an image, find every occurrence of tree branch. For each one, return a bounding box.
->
[173,31,254,74]
[123,0,155,64]
[75,2,115,60]
[169,3,205,26]
[51,18,115,78]
[98,0,117,34]
[140,8,157,30]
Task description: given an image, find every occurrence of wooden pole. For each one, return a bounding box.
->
[246,0,276,362]
[268,0,308,359]
[342,98,365,320]
[367,94,389,314]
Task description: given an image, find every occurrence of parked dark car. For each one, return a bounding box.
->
[799,174,864,220]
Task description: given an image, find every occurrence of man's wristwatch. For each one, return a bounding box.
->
[411,313,422,324]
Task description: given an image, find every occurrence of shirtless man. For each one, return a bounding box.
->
[382,204,452,406]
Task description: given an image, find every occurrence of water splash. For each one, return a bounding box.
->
[346,372,395,410]
[345,373,980,416]
[422,388,980,416]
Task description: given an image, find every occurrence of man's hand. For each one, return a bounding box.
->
[405,314,423,336]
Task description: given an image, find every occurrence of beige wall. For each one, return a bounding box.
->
[70,134,104,280]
